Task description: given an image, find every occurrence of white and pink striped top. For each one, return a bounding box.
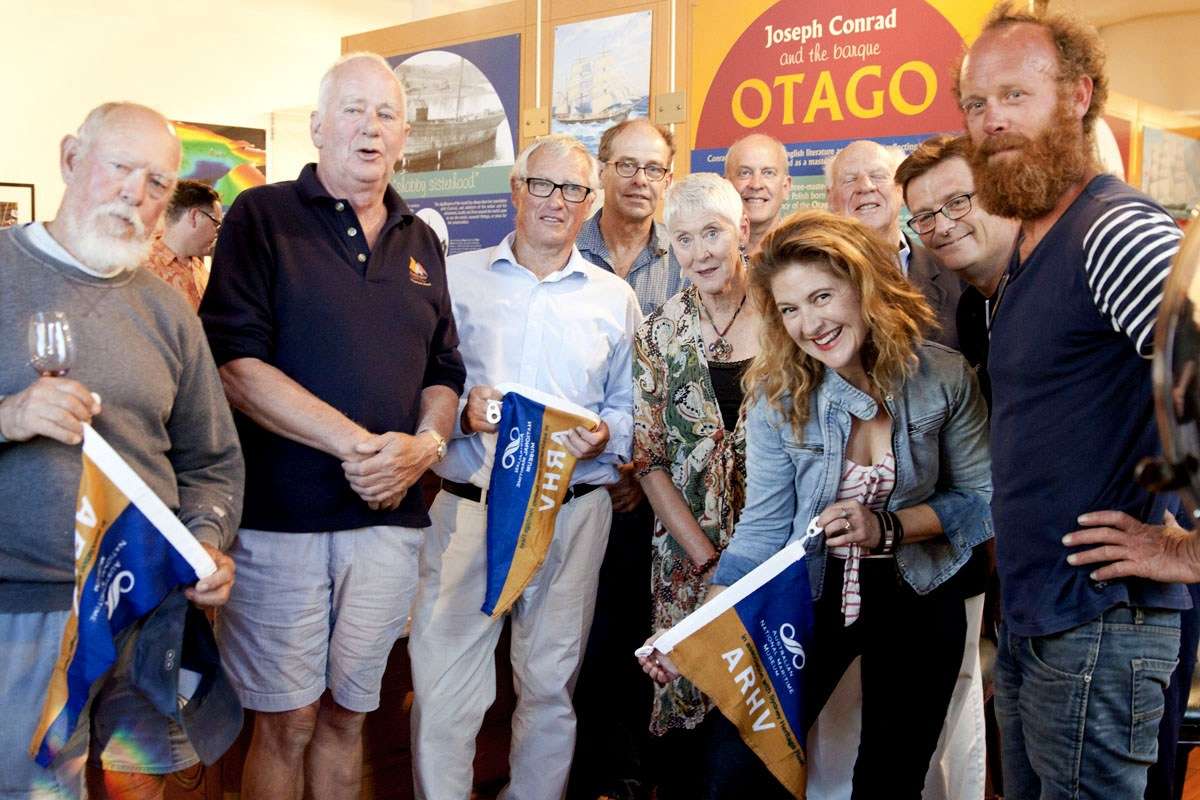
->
[829,452,896,626]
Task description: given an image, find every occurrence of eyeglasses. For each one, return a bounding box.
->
[524,177,592,204]
[608,160,670,182]
[196,208,222,231]
[907,192,974,235]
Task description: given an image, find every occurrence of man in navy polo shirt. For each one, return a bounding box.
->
[957,5,1188,797]
[200,53,465,800]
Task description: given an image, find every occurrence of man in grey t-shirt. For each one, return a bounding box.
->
[0,102,242,799]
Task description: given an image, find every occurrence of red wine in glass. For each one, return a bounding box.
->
[28,311,76,377]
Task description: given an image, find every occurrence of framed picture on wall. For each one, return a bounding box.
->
[0,182,35,228]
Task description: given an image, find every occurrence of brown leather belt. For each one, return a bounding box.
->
[440,479,601,506]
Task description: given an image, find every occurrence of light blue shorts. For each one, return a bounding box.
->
[0,609,86,799]
[217,525,422,713]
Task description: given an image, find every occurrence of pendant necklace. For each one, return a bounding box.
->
[699,293,748,362]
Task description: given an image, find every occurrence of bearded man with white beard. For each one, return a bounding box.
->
[0,102,243,800]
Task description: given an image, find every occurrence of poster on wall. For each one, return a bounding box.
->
[174,122,266,208]
[389,34,520,257]
[551,10,652,156]
[689,0,994,214]
[1142,126,1200,221]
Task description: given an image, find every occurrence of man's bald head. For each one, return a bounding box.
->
[825,139,905,241]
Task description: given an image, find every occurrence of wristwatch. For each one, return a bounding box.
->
[424,429,448,462]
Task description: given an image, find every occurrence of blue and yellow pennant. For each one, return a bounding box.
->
[482,384,600,618]
[29,425,215,767]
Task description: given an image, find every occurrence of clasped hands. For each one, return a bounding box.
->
[341,428,441,512]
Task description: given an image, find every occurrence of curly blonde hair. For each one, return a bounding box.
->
[743,209,935,430]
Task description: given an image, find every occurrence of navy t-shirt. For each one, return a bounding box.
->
[201,164,466,532]
[989,174,1188,636]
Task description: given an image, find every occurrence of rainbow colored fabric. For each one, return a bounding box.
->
[29,425,215,767]
[650,537,816,795]
[482,386,599,617]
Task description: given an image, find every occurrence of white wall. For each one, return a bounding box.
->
[0,0,493,219]
[1100,13,1200,114]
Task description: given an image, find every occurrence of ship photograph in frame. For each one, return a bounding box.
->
[393,50,514,173]
[551,10,652,155]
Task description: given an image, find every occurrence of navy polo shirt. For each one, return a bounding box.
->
[989,175,1189,637]
[201,164,465,532]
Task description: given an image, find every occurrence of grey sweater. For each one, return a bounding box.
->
[0,225,244,612]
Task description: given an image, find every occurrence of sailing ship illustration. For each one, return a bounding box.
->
[396,55,507,173]
[553,52,634,125]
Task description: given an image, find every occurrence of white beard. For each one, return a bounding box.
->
[68,202,152,277]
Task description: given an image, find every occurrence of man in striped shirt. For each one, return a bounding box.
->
[957,4,1188,798]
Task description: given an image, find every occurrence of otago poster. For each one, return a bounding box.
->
[389,34,520,257]
[690,0,994,211]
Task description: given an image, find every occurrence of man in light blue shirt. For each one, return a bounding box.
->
[408,133,641,800]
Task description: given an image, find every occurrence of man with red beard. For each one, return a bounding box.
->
[957,5,1188,798]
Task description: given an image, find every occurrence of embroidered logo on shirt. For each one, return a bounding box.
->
[409,257,432,286]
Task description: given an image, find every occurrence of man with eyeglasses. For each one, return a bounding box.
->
[897,134,1018,406]
[571,117,680,800]
[145,179,222,310]
[408,133,641,800]
[724,133,792,255]
[826,138,962,348]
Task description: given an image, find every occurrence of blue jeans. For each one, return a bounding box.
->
[995,606,1181,800]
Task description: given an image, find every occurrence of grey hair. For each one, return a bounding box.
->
[317,52,406,115]
[724,133,789,178]
[823,140,906,189]
[664,172,745,232]
[510,134,601,191]
[75,102,177,155]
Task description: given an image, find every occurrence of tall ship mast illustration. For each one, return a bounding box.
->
[554,52,633,125]
[398,56,506,173]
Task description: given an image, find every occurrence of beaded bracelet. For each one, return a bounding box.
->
[693,549,723,577]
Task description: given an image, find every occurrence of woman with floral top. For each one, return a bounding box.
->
[632,172,779,797]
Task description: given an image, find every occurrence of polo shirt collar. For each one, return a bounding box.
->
[295,163,414,227]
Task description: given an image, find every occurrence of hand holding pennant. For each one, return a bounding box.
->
[29,424,217,766]
[482,383,601,617]
[635,520,824,797]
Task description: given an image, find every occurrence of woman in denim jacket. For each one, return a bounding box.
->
[712,210,992,798]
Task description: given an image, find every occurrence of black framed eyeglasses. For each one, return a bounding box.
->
[907,192,974,235]
[608,160,670,182]
[524,177,592,204]
[196,208,222,231]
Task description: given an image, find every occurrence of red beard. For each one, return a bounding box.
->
[968,102,1093,221]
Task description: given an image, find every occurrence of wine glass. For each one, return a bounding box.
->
[28,311,76,377]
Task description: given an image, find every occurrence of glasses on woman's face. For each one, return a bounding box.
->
[906,192,974,235]
[608,160,670,182]
[524,177,592,204]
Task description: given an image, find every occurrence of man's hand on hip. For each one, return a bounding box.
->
[0,377,101,445]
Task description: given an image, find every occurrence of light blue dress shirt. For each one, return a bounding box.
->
[435,232,643,489]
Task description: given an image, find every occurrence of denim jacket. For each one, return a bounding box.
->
[713,342,993,598]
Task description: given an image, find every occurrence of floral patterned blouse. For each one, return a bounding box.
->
[633,285,748,734]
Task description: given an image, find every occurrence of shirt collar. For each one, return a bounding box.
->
[295,163,414,225]
[576,209,669,269]
[818,367,880,420]
[490,231,591,283]
[897,234,912,276]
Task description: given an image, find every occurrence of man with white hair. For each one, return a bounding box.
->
[0,102,242,798]
[408,134,640,800]
[826,139,962,348]
[200,53,465,799]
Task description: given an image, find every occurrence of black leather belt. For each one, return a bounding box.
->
[441,479,601,506]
